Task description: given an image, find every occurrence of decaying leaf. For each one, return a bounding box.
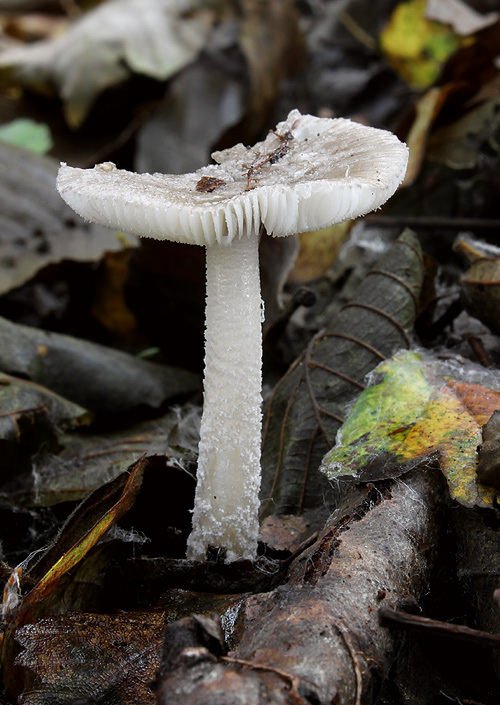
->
[260,230,424,516]
[403,86,453,186]
[453,236,500,337]
[0,371,88,444]
[239,0,306,125]
[0,0,218,126]
[10,408,198,507]
[0,316,199,417]
[0,143,136,296]
[136,60,246,176]
[290,222,351,284]
[14,611,164,705]
[11,458,146,620]
[321,351,500,508]
[0,370,88,495]
[460,257,500,336]
[1,458,148,696]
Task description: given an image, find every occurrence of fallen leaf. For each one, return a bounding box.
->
[0,371,88,444]
[425,0,499,36]
[258,514,312,553]
[290,222,351,284]
[14,611,164,705]
[380,0,462,88]
[0,142,137,296]
[0,118,52,154]
[239,0,306,128]
[1,457,148,695]
[260,230,424,516]
[10,409,198,507]
[403,86,454,186]
[136,59,246,176]
[90,249,141,339]
[460,258,500,336]
[0,0,217,126]
[0,315,199,417]
[20,458,146,617]
[476,409,500,489]
[321,351,500,508]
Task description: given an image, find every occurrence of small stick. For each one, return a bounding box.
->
[380,606,500,648]
[366,215,500,231]
[467,334,490,368]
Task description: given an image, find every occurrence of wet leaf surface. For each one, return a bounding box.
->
[136,59,246,177]
[0,371,87,441]
[1,458,150,695]
[7,410,196,507]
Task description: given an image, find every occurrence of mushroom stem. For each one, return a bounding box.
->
[186,233,263,562]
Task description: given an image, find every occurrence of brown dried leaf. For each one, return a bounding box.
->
[15,611,165,705]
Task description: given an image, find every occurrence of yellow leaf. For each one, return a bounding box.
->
[380,0,463,88]
[321,352,500,508]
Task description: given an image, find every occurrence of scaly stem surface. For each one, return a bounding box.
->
[186,234,262,562]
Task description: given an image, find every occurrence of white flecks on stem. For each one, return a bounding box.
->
[186,234,263,562]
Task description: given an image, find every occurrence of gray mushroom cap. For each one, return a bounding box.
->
[56,109,409,246]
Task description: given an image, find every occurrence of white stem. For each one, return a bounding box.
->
[186,234,263,562]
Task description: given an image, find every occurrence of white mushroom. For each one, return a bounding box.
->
[56,109,409,563]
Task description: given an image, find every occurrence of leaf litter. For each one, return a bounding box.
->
[2,0,500,702]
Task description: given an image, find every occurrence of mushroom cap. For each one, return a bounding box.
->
[57,110,408,247]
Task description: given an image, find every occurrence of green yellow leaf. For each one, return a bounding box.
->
[321,351,500,508]
[380,0,463,88]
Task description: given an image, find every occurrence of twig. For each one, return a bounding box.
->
[380,606,500,648]
[331,619,364,705]
[365,215,500,231]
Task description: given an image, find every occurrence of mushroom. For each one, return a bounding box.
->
[56,109,409,563]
